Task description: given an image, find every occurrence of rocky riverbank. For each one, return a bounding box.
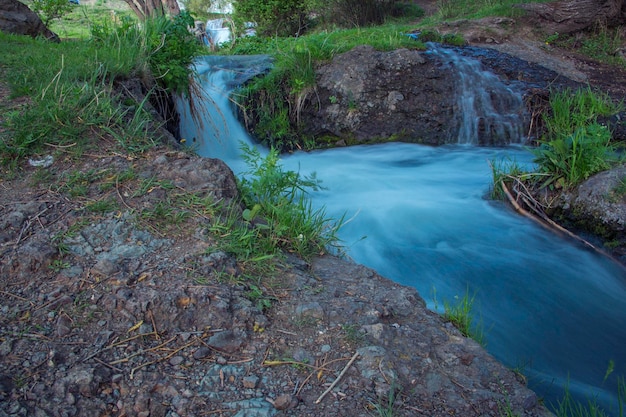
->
[0,134,555,416]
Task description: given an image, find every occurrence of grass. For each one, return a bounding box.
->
[419,0,551,25]
[442,289,484,345]
[370,381,401,417]
[554,375,625,417]
[530,87,624,190]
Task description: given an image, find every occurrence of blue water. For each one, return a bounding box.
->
[178,55,626,415]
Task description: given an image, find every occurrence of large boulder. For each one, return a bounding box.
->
[0,0,59,41]
[300,45,458,146]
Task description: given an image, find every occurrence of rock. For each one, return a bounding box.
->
[300,45,457,146]
[272,393,294,410]
[0,0,59,41]
[242,375,259,389]
[206,330,243,354]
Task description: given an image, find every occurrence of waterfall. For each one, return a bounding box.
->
[176,55,271,169]
[206,19,231,48]
[427,45,527,145]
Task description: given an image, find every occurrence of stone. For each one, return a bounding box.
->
[242,375,259,389]
[0,0,59,41]
[272,393,294,410]
[206,330,243,354]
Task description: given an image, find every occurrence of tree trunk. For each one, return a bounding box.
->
[122,0,179,20]
[517,0,625,34]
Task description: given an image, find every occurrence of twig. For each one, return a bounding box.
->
[315,351,359,404]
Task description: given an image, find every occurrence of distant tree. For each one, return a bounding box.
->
[123,0,180,19]
[517,0,626,34]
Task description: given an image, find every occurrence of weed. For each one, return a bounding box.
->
[370,380,401,417]
[51,219,89,255]
[246,284,274,311]
[341,323,365,346]
[489,156,531,200]
[85,198,119,213]
[531,123,618,190]
[49,259,70,272]
[442,288,484,344]
[133,177,174,197]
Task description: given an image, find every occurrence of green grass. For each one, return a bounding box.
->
[419,0,551,25]
[442,289,484,345]
[530,87,624,190]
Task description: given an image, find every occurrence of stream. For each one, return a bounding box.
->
[177,52,626,415]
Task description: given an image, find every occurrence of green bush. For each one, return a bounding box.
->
[230,143,343,261]
[30,0,74,26]
[233,0,315,37]
[531,124,617,190]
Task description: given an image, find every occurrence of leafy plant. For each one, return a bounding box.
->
[31,0,75,27]
[209,144,342,265]
[531,123,617,189]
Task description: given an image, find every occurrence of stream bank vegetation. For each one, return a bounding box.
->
[0,10,200,167]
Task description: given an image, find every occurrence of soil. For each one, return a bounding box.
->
[1,2,626,417]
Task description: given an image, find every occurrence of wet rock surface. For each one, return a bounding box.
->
[0,142,553,416]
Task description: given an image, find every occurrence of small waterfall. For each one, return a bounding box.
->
[206,18,231,47]
[427,45,527,145]
[176,55,272,168]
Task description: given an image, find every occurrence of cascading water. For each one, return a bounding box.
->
[427,45,527,145]
[178,49,626,416]
[205,18,231,48]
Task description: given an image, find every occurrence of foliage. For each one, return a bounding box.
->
[554,375,625,417]
[530,87,624,190]
[370,380,401,417]
[313,0,423,29]
[531,124,617,190]
[414,29,466,46]
[422,0,550,23]
[0,9,202,165]
[90,11,201,94]
[543,87,623,141]
[232,0,315,37]
[144,11,202,94]
[209,144,343,264]
[544,26,626,68]
[30,0,75,27]
[489,157,531,200]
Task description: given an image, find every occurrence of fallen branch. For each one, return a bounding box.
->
[500,180,625,268]
[315,351,359,404]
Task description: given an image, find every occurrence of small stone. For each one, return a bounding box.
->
[91,258,119,276]
[295,302,324,319]
[192,347,211,360]
[242,375,259,389]
[169,356,184,366]
[320,344,331,353]
[206,330,243,354]
[273,393,293,410]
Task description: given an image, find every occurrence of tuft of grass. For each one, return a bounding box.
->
[370,381,401,417]
[494,87,624,193]
[442,288,484,344]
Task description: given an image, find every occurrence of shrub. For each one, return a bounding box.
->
[31,0,74,27]
[232,0,315,37]
[531,123,617,190]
